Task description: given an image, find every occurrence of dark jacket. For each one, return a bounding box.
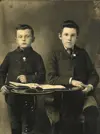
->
[46,45,99,92]
[0,47,45,105]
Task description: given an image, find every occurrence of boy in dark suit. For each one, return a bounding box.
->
[46,20,99,134]
[0,24,45,134]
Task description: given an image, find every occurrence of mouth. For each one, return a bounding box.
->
[67,42,71,43]
[22,43,27,45]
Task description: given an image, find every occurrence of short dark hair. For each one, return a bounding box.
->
[59,20,79,35]
[16,24,34,37]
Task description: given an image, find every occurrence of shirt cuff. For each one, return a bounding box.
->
[69,77,73,84]
[88,84,94,90]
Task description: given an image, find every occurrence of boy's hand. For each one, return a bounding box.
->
[82,84,93,94]
[71,80,85,89]
[17,75,27,83]
[1,85,10,95]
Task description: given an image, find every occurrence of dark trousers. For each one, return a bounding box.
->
[60,106,99,134]
[7,97,36,134]
[83,106,99,134]
[60,112,83,134]
[60,90,84,134]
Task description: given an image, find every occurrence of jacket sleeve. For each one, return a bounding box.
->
[0,53,9,88]
[26,55,46,84]
[84,49,99,88]
[46,51,71,85]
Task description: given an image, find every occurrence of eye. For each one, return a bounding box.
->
[25,35,32,38]
[26,35,29,38]
[18,35,22,38]
[71,34,76,37]
[64,33,68,36]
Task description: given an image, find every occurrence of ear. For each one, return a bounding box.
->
[76,35,78,41]
[15,37,17,42]
[32,36,35,42]
[58,33,62,40]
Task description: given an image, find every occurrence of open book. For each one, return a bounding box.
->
[9,81,66,90]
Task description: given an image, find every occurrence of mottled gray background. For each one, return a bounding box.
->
[0,0,100,134]
[0,0,100,61]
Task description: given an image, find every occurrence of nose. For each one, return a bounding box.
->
[68,35,72,41]
[22,36,26,41]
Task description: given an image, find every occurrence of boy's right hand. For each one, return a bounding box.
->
[1,85,10,95]
[17,75,27,83]
[71,80,85,89]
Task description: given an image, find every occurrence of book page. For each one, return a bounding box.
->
[9,81,65,89]
[39,84,66,89]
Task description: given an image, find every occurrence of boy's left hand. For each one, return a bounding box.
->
[82,84,93,94]
[17,75,27,83]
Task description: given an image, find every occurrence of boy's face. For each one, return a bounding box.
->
[59,27,78,49]
[16,29,34,48]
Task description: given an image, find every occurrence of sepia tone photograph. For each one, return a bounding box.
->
[0,0,100,134]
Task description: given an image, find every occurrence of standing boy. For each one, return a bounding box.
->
[0,24,45,134]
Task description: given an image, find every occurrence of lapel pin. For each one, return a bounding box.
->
[23,57,26,62]
[72,53,76,57]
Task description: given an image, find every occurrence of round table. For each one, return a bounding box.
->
[7,85,85,116]
[42,86,85,116]
[10,88,55,95]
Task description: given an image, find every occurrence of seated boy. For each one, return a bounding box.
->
[46,20,99,134]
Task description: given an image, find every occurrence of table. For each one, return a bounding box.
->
[7,85,85,134]
[42,86,85,117]
[6,85,55,95]
[6,84,84,115]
